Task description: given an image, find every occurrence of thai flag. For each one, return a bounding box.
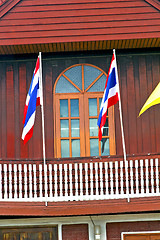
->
[97,51,119,141]
[22,56,42,144]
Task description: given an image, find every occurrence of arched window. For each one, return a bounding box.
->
[54,64,116,158]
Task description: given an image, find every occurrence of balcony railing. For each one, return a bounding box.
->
[0,157,160,202]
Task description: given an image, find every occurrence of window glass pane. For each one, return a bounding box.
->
[56,75,79,93]
[89,98,97,116]
[64,66,82,90]
[84,65,102,90]
[87,74,107,92]
[90,139,99,156]
[71,119,79,137]
[60,99,68,117]
[72,140,80,157]
[99,98,102,110]
[61,140,70,158]
[103,118,109,136]
[61,120,69,137]
[89,119,98,137]
[71,99,79,117]
[101,138,110,156]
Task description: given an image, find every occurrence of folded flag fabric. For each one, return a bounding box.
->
[22,56,42,144]
[97,51,119,141]
[139,82,160,116]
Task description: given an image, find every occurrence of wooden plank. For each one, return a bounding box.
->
[13,62,20,158]
[133,55,143,153]
[19,0,146,5]
[12,2,148,12]
[0,26,159,40]
[19,63,28,159]
[6,64,15,158]
[118,56,129,155]
[126,56,138,153]
[146,55,156,153]
[4,7,156,20]
[1,13,159,26]
[138,56,151,153]
[44,60,54,159]
[152,55,160,152]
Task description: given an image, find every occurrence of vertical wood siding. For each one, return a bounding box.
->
[0,52,160,160]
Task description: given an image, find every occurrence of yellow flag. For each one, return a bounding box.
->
[139,82,160,116]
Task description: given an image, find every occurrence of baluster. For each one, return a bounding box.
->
[54,164,58,201]
[29,164,32,199]
[59,164,63,200]
[99,162,103,197]
[33,164,37,199]
[75,163,78,200]
[9,164,12,199]
[130,160,134,196]
[150,159,154,194]
[135,160,139,195]
[140,160,144,195]
[4,164,7,200]
[39,164,43,199]
[125,161,129,199]
[95,162,98,198]
[90,163,93,199]
[115,161,118,196]
[85,163,89,200]
[69,164,73,200]
[105,162,108,197]
[19,164,22,199]
[49,164,52,199]
[145,159,149,194]
[14,164,17,199]
[155,158,159,194]
[120,161,124,195]
[109,162,113,196]
[64,164,68,200]
[79,163,83,200]
[24,164,28,199]
[0,165,2,199]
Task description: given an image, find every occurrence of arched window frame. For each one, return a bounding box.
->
[53,63,116,158]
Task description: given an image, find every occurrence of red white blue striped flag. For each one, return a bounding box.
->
[22,56,42,144]
[97,51,119,141]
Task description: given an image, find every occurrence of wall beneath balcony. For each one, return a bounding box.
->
[0,49,160,160]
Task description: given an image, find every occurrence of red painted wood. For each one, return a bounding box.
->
[13,2,148,12]
[1,63,6,158]
[13,62,20,158]
[4,7,157,20]
[133,56,143,153]
[107,221,160,240]
[62,224,89,240]
[1,13,159,27]
[0,196,160,216]
[139,56,151,153]
[44,61,54,159]
[152,55,160,152]
[126,56,138,154]
[19,63,28,158]
[6,65,15,158]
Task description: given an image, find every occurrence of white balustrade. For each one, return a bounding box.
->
[0,158,159,202]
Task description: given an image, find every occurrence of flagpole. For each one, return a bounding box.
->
[39,52,48,206]
[113,49,129,202]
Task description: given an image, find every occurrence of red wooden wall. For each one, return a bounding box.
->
[107,221,160,240]
[0,50,160,160]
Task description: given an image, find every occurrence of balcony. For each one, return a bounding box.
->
[0,155,160,203]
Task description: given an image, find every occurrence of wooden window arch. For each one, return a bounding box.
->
[53,64,116,158]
